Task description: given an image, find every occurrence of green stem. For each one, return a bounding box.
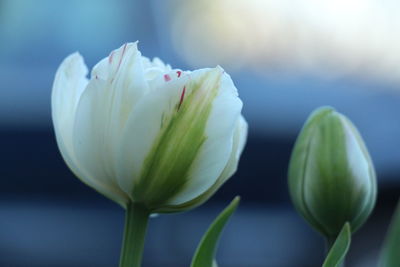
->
[119,202,150,267]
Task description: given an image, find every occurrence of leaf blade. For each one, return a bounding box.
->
[380,199,400,267]
[323,222,351,267]
[191,196,240,267]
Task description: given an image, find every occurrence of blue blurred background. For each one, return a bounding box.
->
[1,0,400,266]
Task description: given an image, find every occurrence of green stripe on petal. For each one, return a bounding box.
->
[156,116,247,213]
[133,69,222,209]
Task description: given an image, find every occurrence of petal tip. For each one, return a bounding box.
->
[58,52,88,77]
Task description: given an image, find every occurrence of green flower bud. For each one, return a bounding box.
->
[288,106,377,238]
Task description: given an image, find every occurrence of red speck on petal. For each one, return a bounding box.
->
[178,86,186,110]
[176,71,182,77]
[164,74,171,82]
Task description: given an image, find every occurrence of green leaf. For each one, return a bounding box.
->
[191,196,240,267]
[380,199,400,267]
[323,222,351,267]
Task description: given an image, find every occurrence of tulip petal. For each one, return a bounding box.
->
[141,56,172,82]
[169,70,243,205]
[116,71,191,202]
[129,69,239,206]
[52,53,128,206]
[72,43,150,206]
[216,115,248,184]
[117,67,242,208]
[106,43,149,144]
[156,115,247,213]
[52,53,88,155]
[52,53,87,180]
[73,79,123,194]
[91,57,109,80]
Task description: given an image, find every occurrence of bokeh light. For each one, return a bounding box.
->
[170,0,400,85]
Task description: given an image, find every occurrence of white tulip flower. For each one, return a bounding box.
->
[52,42,247,213]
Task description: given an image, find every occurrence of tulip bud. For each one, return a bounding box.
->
[288,107,377,238]
[52,42,247,213]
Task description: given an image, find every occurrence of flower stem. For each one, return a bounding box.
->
[119,202,150,267]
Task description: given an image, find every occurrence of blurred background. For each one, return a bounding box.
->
[1,0,399,266]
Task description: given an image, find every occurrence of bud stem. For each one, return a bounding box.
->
[119,202,150,267]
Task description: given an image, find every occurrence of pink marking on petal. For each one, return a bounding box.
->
[178,86,186,110]
[117,43,128,69]
[109,51,115,63]
[176,71,182,77]
[164,74,171,82]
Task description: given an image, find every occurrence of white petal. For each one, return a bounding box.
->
[217,115,248,183]
[142,56,172,73]
[116,72,190,196]
[169,69,243,204]
[91,57,109,80]
[52,53,88,154]
[51,53,88,180]
[105,43,149,138]
[72,79,123,193]
[161,115,248,211]
[117,67,243,205]
[72,43,149,203]
[52,54,127,206]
